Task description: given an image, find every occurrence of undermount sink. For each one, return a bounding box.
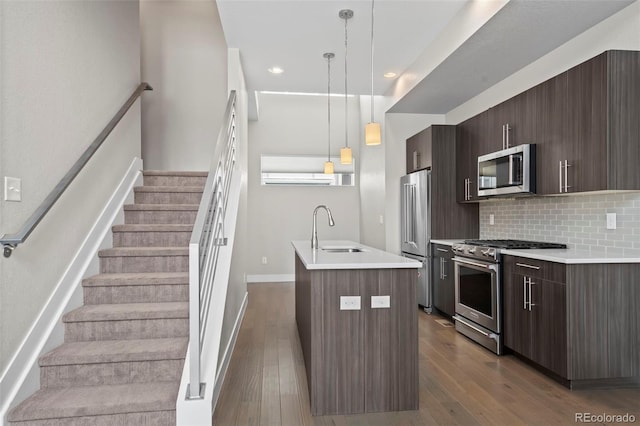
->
[321,246,366,253]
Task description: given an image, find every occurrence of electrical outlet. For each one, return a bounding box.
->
[4,177,21,202]
[371,295,390,309]
[379,215,384,225]
[261,256,268,265]
[606,213,617,230]
[340,296,361,311]
[489,214,495,225]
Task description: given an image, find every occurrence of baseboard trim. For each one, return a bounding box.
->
[212,291,248,413]
[0,157,143,426]
[246,274,294,283]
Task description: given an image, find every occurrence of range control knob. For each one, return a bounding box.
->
[481,248,496,258]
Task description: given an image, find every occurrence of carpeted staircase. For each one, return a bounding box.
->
[8,171,206,426]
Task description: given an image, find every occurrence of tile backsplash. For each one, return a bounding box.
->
[479,192,640,255]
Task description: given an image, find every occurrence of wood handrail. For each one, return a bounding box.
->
[0,82,153,258]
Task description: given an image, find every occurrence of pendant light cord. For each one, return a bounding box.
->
[344,14,349,149]
[370,0,375,122]
[327,55,331,161]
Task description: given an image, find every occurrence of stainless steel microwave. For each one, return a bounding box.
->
[477,144,535,196]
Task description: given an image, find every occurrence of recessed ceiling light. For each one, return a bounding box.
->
[268,66,284,74]
[383,72,397,79]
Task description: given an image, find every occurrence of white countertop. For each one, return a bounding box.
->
[292,240,421,270]
[430,239,640,264]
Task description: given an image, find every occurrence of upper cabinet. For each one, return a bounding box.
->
[457,50,640,199]
[406,125,479,239]
[406,130,432,173]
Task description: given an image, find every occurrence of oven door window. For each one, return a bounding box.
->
[458,264,493,317]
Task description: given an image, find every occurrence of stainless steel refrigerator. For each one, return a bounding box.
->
[400,170,431,312]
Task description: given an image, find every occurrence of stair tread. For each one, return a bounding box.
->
[124,203,199,211]
[63,302,188,322]
[98,247,189,257]
[39,338,188,366]
[83,272,189,287]
[133,186,204,193]
[7,382,179,421]
[143,170,207,177]
[112,224,193,232]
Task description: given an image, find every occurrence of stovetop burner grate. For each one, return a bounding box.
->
[462,239,567,249]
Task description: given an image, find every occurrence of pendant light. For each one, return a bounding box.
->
[339,9,353,165]
[365,0,381,145]
[323,53,335,174]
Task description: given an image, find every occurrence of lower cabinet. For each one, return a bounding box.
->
[432,244,454,317]
[503,256,640,387]
[503,256,567,378]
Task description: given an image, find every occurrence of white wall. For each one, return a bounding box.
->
[358,95,389,250]
[247,93,361,278]
[446,1,640,124]
[384,113,445,254]
[0,0,141,375]
[140,0,228,171]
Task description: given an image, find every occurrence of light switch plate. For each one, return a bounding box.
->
[340,296,361,311]
[371,295,390,309]
[4,177,21,202]
[606,213,617,230]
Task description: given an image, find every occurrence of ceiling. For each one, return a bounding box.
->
[217,0,635,116]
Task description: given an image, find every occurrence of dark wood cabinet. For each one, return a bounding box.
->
[407,125,479,239]
[503,256,567,377]
[457,50,640,197]
[405,130,431,173]
[537,50,640,194]
[484,89,538,155]
[456,115,484,202]
[503,255,640,387]
[432,244,454,318]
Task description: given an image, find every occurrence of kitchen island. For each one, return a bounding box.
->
[292,240,420,416]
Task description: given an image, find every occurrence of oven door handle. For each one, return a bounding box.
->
[453,257,498,272]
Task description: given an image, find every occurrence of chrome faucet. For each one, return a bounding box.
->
[311,205,335,250]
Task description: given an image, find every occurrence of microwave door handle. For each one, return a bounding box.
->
[509,155,514,184]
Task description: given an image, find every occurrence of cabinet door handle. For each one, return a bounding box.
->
[413,151,419,170]
[464,178,468,200]
[528,279,536,311]
[559,160,563,193]
[502,125,505,150]
[564,160,571,192]
[523,276,529,310]
[505,123,510,148]
[442,258,447,279]
[516,263,540,270]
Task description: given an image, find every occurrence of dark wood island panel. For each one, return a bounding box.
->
[295,254,418,416]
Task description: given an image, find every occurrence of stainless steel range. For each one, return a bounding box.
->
[451,239,566,355]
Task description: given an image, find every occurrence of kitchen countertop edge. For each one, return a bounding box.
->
[292,240,421,270]
[430,239,640,264]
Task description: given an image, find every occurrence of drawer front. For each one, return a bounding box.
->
[507,256,566,283]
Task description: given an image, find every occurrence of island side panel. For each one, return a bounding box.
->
[294,254,313,395]
[313,268,365,416]
[394,268,419,411]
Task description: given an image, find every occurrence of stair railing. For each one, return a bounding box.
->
[0,83,153,258]
[186,90,237,400]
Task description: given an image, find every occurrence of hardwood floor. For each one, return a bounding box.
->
[213,282,640,425]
